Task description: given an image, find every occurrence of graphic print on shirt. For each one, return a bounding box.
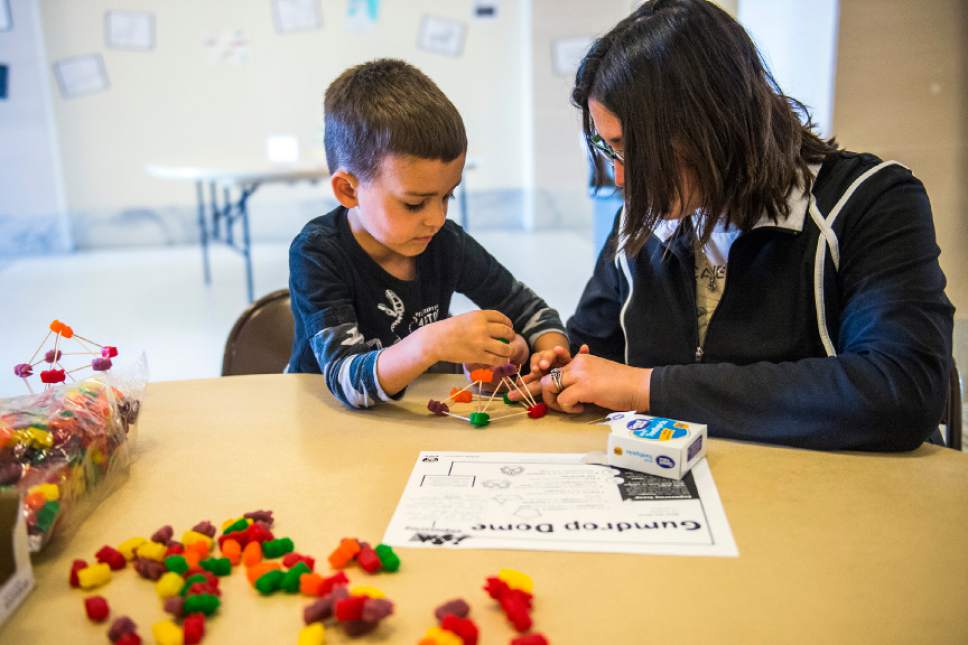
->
[377,289,406,334]
[408,304,440,334]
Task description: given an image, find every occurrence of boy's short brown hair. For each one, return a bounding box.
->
[324,59,467,179]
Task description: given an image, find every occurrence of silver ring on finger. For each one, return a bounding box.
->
[550,367,564,394]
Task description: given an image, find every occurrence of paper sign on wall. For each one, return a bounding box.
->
[203,30,250,65]
[346,0,379,32]
[474,1,499,19]
[0,0,11,32]
[53,54,110,99]
[105,10,155,50]
[552,36,593,76]
[273,0,322,33]
[417,15,466,58]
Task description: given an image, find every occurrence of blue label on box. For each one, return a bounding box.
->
[627,417,687,440]
[656,455,675,469]
[687,434,704,461]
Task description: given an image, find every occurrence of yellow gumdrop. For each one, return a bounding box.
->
[28,483,60,501]
[181,530,214,549]
[135,541,167,562]
[498,567,533,594]
[423,627,462,645]
[27,427,53,449]
[156,571,184,599]
[152,620,184,645]
[297,622,326,645]
[220,516,244,530]
[118,537,147,561]
[348,584,385,599]
[77,563,111,589]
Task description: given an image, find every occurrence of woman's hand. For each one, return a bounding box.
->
[534,353,653,414]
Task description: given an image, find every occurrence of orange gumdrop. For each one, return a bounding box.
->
[246,561,281,585]
[184,550,202,569]
[186,539,210,559]
[221,539,241,565]
[49,320,63,333]
[450,387,473,404]
[300,573,324,596]
[25,492,47,510]
[241,541,263,566]
[469,368,494,384]
[60,325,74,338]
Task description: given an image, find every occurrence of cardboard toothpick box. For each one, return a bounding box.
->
[0,490,34,625]
[602,412,707,480]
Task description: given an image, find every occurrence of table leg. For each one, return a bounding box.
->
[240,187,254,303]
[195,180,211,285]
[209,181,220,242]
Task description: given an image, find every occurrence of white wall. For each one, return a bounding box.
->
[33,0,528,246]
[0,0,69,254]
[738,0,840,136]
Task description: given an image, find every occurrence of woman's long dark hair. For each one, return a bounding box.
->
[574,0,837,255]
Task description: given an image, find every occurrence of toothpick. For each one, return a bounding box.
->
[72,336,98,353]
[27,331,52,364]
[515,373,538,407]
[479,380,503,414]
[447,380,478,402]
[72,333,103,348]
[443,411,471,421]
[502,377,533,410]
[22,378,33,395]
[487,410,530,422]
[66,365,90,374]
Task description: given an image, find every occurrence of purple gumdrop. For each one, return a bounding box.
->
[92,357,112,371]
[192,520,216,538]
[361,598,394,622]
[13,363,32,378]
[303,597,332,624]
[108,615,137,641]
[435,598,470,621]
[151,524,173,544]
[163,596,185,618]
[44,349,62,363]
[343,620,378,637]
[244,510,274,526]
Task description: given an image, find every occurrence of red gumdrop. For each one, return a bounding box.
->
[511,635,549,645]
[484,576,510,600]
[183,612,205,644]
[96,545,127,570]
[356,546,382,573]
[40,369,66,384]
[69,559,88,587]
[527,403,548,419]
[84,596,110,622]
[102,346,119,358]
[334,595,366,622]
[116,633,143,645]
[441,614,480,645]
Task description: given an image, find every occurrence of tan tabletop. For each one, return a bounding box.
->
[3,374,967,644]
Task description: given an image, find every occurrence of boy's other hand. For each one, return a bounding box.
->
[424,310,515,366]
[524,343,589,384]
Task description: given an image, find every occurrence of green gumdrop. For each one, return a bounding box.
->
[255,569,285,595]
[224,518,248,534]
[503,392,514,405]
[164,555,188,575]
[468,412,490,428]
[375,544,401,572]
[281,561,310,593]
[184,593,220,615]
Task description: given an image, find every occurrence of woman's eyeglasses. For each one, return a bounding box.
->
[588,133,624,164]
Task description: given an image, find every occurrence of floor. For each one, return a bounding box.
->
[0,231,596,397]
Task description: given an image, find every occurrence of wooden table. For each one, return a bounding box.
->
[3,374,967,644]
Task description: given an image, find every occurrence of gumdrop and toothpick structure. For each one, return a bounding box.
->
[12,320,118,394]
[427,364,548,428]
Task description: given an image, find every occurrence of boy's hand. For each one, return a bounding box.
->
[463,334,528,392]
[423,310,515,366]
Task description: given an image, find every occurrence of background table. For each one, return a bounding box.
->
[146,163,329,303]
[3,374,967,644]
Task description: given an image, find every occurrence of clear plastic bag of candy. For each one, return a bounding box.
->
[0,354,146,551]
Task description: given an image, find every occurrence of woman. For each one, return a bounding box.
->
[522,0,953,450]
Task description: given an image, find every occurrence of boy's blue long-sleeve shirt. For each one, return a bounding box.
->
[288,207,566,408]
[567,151,954,451]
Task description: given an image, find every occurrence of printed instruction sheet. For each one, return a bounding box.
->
[383,452,738,557]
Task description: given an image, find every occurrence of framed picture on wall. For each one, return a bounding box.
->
[417,15,466,58]
[0,64,8,100]
[53,54,110,99]
[273,0,322,34]
[0,0,12,32]
[105,10,155,50]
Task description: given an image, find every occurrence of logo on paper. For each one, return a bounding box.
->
[656,455,675,469]
[627,417,687,440]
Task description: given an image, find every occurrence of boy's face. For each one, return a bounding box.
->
[350,153,466,258]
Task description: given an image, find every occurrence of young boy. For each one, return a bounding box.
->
[288,59,569,408]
